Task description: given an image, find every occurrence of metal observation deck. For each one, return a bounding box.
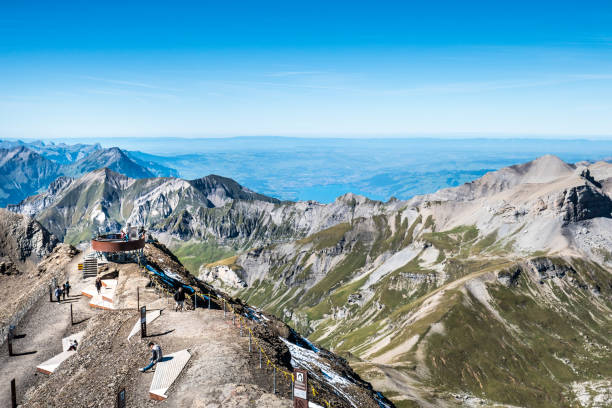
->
[91,233,146,253]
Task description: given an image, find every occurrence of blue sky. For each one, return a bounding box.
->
[1,0,612,138]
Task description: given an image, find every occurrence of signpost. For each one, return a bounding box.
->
[116,388,126,408]
[140,306,147,338]
[78,263,83,271]
[293,369,308,408]
[11,378,16,408]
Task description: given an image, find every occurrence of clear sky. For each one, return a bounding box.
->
[1,0,612,138]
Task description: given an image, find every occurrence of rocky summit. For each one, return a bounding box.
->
[2,154,612,408]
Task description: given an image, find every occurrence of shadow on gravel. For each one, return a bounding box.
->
[72,317,91,325]
[10,350,37,356]
[145,329,175,338]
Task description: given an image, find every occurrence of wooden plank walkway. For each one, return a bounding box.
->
[149,349,191,400]
[36,350,76,375]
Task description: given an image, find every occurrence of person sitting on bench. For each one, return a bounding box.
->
[68,339,78,351]
[139,342,162,372]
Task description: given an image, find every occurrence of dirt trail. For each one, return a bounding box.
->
[0,249,88,406]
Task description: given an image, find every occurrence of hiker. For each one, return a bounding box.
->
[54,286,62,303]
[63,280,71,297]
[62,285,67,300]
[139,342,162,372]
[174,287,185,311]
[95,277,102,295]
[68,339,78,351]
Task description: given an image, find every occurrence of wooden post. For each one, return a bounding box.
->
[11,378,17,408]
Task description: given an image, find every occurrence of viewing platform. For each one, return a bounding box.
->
[91,233,145,252]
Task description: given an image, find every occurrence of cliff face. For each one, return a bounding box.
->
[0,208,58,271]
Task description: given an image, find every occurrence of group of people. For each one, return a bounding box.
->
[53,281,71,302]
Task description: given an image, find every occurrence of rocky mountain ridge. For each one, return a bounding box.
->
[198,155,612,407]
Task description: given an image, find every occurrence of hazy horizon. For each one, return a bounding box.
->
[2,1,612,138]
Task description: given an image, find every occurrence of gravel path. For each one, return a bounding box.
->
[0,250,89,406]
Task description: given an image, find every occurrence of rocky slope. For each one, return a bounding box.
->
[19,240,392,408]
[200,156,612,407]
[0,208,59,273]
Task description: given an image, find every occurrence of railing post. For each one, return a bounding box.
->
[208,292,211,309]
[49,285,52,302]
[223,300,226,318]
[273,367,276,394]
[259,347,262,368]
[249,331,252,352]
[137,287,140,311]
[70,304,74,325]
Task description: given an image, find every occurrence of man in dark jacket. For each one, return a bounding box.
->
[63,281,71,297]
[174,287,185,312]
[54,286,62,303]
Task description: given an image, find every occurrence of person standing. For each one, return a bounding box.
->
[174,287,185,312]
[54,286,62,303]
[139,342,163,372]
[64,280,71,297]
[95,277,102,295]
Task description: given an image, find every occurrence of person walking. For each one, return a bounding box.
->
[95,277,102,295]
[174,287,185,312]
[139,342,162,372]
[54,286,62,303]
[63,280,71,297]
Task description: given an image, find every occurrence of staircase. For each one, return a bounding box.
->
[82,255,98,279]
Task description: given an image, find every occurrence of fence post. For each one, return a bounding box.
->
[249,331,252,352]
[233,313,235,326]
[208,292,211,309]
[194,292,198,309]
[11,378,16,408]
[259,347,262,368]
[49,285,52,302]
[240,319,243,337]
[7,335,13,357]
[137,287,140,311]
[70,304,74,325]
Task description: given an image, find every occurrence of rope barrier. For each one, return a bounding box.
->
[141,264,335,407]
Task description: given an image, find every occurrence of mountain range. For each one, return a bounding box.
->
[7,154,612,407]
[0,141,178,207]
